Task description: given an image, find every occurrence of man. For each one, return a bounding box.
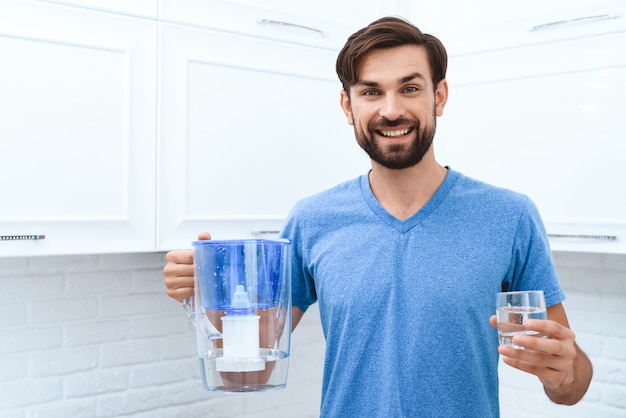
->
[164,17,592,417]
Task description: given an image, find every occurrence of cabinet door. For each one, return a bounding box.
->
[0,2,157,256]
[157,24,370,250]
[409,0,626,55]
[36,0,158,18]
[159,0,400,50]
[437,32,626,253]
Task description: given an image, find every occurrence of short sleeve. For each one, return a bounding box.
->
[280,203,318,313]
[503,197,566,307]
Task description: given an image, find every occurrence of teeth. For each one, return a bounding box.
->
[381,129,410,137]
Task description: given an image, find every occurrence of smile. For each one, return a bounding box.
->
[377,128,413,137]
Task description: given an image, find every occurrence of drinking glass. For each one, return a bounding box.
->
[496,290,547,348]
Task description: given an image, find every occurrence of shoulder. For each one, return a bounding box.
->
[449,168,533,214]
[280,174,364,238]
[290,175,363,215]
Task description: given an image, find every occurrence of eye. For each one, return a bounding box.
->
[403,86,419,93]
[362,89,380,97]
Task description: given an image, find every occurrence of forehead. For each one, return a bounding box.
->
[357,44,432,85]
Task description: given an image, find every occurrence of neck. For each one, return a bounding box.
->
[368,156,447,221]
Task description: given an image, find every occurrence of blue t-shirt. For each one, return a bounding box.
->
[281,168,565,418]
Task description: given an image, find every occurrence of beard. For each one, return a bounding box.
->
[354,110,437,170]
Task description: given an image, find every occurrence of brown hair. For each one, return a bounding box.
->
[336,16,448,94]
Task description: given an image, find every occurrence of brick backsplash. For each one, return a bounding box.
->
[0,251,624,417]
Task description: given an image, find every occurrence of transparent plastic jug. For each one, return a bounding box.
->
[186,239,292,392]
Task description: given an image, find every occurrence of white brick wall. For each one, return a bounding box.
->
[0,252,324,418]
[0,251,624,417]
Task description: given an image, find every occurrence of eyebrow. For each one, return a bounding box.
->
[356,72,427,88]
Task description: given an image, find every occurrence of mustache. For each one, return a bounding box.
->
[368,117,419,130]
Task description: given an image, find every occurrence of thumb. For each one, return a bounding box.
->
[197,232,211,240]
[489,315,497,329]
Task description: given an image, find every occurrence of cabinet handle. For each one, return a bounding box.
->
[526,12,621,32]
[255,18,327,36]
[0,235,46,241]
[251,229,281,236]
[548,233,617,241]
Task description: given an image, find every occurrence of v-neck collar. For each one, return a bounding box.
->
[359,167,459,233]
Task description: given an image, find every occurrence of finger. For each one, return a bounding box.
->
[499,338,575,378]
[163,261,195,279]
[164,273,195,302]
[501,337,558,361]
[489,315,497,329]
[165,284,194,302]
[164,271,194,287]
[513,334,577,361]
[499,348,572,389]
[524,319,576,341]
[197,232,211,240]
[500,353,565,378]
[165,249,194,264]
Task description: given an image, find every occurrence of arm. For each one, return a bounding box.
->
[491,303,593,405]
[292,306,305,331]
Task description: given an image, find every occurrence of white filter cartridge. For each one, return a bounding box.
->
[217,285,264,372]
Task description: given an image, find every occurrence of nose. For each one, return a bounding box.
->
[379,94,404,120]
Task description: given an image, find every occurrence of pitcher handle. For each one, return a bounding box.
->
[183,296,222,340]
[182,296,195,323]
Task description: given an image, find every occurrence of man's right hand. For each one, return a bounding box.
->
[163,232,210,302]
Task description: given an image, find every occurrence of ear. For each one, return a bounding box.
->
[434,79,449,117]
[339,90,354,125]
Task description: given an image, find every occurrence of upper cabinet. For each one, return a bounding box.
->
[156,0,397,250]
[155,0,396,250]
[434,26,626,253]
[409,0,626,55]
[159,0,402,50]
[36,0,158,18]
[1,0,398,257]
[9,0,622,256]
[0,1,157,256]
[156,23,369,250]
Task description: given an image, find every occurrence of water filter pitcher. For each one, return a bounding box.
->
[187,239,292,392]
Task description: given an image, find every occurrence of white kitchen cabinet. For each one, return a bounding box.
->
[35,0,158,18]
[409,0,626,55]
[0,1,157,256]
[436,31,626,253]
[156,23,370,250]
[159,0,403,50]
[0,0,402,257]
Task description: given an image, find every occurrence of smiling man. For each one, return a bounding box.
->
[164,17,592,417]
[341,46,443,172]
[338,42,448,221]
